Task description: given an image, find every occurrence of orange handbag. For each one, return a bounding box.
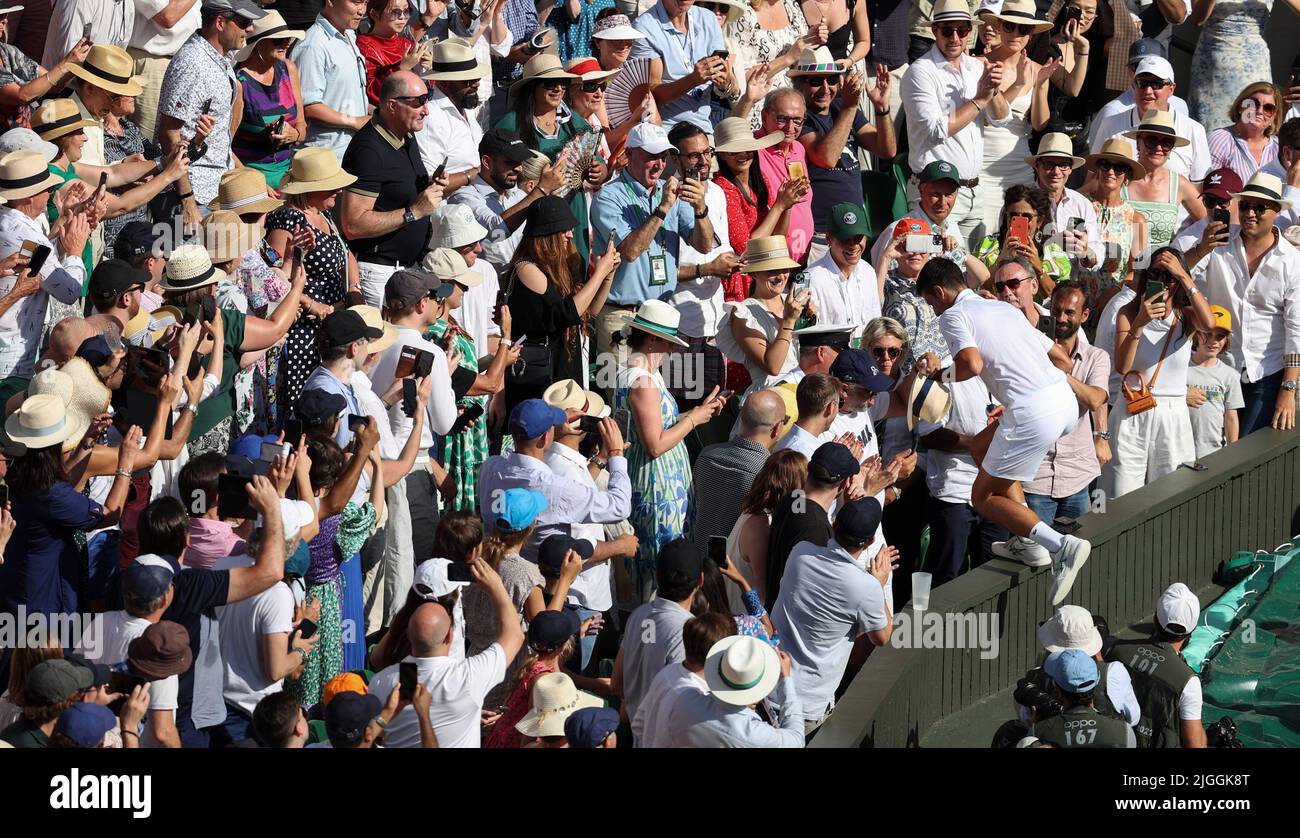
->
[1121,315,1178,416]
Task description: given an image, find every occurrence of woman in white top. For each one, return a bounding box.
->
[728,0,826,127]
[725,447,807,610]
[1109,248,1216,497]
[717,235,816,399]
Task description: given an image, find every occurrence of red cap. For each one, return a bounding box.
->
[893,217,932,240]
[1202,167,1243,201]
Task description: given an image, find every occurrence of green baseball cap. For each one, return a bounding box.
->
[26,659,94,705]
[918,160,960,186]
[828,202,871,239]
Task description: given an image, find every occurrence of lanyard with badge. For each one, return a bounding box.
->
[621,171,670,287]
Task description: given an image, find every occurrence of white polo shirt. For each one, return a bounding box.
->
[805,251,881,340]
[367,646,507,748]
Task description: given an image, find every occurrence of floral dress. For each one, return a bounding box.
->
[0,42,40,131]
[266,206,348,412]
[882,269,949,376]
[730,0,810,128]
[232,250,290,432]
[614,365,693,604]
[427,318,487,512]
[1083,200,1141,309]
[1189,0,1273,132]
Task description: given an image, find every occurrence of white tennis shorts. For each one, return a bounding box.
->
[983,382,1079,483]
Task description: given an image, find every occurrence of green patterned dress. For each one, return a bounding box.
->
[428,319,487,512]
[613,365,693,604]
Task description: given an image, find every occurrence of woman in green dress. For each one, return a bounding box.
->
[973,184,1072,298]
[495,54,610,269]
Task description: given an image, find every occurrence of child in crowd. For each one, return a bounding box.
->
[1186,307,1244,460]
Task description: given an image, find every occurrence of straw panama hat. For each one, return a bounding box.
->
[1024,132,1083,168]
[564,56,619,82]
[209,167,282,214]
[543,378,611,418]
[59,357,112,453]
[979,0,1051,33]
[1123,109,1191,148]
[422,37,491,82]
[234,11,307,63]
[279,147,358,195]
[31,98,95,141]
[1085,137,1146,179]
[510,54,578,97]
[623,299,689,347]
[160,243,225,292]
[714,117,782,153]
[202,210,253,264]
[930,0,974,23]
[348,304,398,355]
[740,235,801,274]
[705,635,781,706]
[67,43,144,97]
[0,149,63,200]
[1232,171,1293,210]
[4,394,82,450]
[906,371,951,431]
[788,46,847,78]
[514,673,603,738]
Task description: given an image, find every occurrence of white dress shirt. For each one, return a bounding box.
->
[449,258,501,363]
[416,87,484,179]
[805,251,881,339]
[1049,188,1106,269]
[368,326,459,447]
[671,180,731,340]
[1089,106,1210,182]
[1192,228,1300,383]
[45,0,135,70]
[543,441,612,612]
[900,45,1011,181]
[632,662,708,748]
[0,208,86,379]
[447,176,527,271]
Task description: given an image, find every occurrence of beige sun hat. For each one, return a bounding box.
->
[623,299,689,348]
[0,149,63,200]
[31,97,95,142]
[348,304,398,355]
[1024,132,1084,168]
[714,117,783,154]
[59,357,111,453]
[422,37,491,82]
[209,167,283,214]
[1231,171,1294,210]
[513,672,603,738]
[1123,109,1191,148]
[787,46,847,78]
[4,394,81,450]
[979,0,1051,33]
[740,235,801,274]
[509,53,578,97]
[160,243,225,293]
[234,11,307,63]
[279,147,358,195]
[67,43,144,97]
[543,378,611,418]
[1085,137,1146,179]
[202,210,252,264]
[906,371,952,431]
[26,366,74,407]
[704,635,781,706]
[423,247,481,287]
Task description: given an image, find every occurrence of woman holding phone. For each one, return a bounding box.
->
[974,184,1071,293]
[614,300,727,604]
[876,219,951,377]
[233,11,308,189]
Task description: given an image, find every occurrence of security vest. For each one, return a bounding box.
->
[1105,640,1194,748]
[1035,705,1133,748]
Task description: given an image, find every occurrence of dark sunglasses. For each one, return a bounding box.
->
[580,81,607,93]
[871,346,901,360]
[264,37,294,48]
[938,24,972,37]
[539,78,568,90]
[1247,97,1278,116]
[1007,211,1035,220]
[1036,160,1072,171]
[1239,200,1274,216]
[1135,77,1170,90]
[221,12,252,28]
[1094,160,1129,174]
[1141,135,1175,150]
[993,276,1030,292]
[1202,196,1227,211]
[806,76,840,88]
[393,93,431,107]
[1000,20,1036,35]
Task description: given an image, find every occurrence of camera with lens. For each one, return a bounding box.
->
[1206,716,1244,748]
[1014,667,1063,721]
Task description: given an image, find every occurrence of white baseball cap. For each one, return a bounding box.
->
[1133,56,1174,83]
[413,558,470,599]
[1156,582,1200,634]
[0,127,57,162]
[627,122,673,155]
[432,202,489,249]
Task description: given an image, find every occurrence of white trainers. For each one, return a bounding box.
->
[992,536,1052,568]
[1048,535,1092,606]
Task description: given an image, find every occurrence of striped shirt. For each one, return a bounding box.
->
[1206,128,1278,189]
[688,437,770,561]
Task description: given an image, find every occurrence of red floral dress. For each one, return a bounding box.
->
[483,659,557,749]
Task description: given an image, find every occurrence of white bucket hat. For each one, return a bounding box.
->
[432,203,489,249]
[1037,605,1103,656]
[514,672,603,738]
[705,635,781,706]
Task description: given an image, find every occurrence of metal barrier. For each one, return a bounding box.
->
[810,428,1300,748]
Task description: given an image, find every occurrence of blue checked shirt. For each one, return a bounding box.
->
[493,0,538,83]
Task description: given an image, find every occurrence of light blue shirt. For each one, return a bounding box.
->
[629,4,723,133]
[476,451,633,561]
[668,677,805,748]
[301,365,363,449]
[619,597,693,724]
[591,171,700,305]
[292,16,369,162]
[448,176,527,271]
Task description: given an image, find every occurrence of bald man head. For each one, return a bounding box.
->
[738,389,788,447]
[408,601,453,656]
[47,317,98,365]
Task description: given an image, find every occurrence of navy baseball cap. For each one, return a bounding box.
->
[833,497,883,544]
[808,442,861,483]
[122,561,174,601]
[493,487,548,533]
[565,706,620,748]
[296,389,348,425]
[115,220,164,259]
[76,335,115,368]
[509,398,568,440]
[528,608,581,652]
[89,259,150,300]
[537,533,594,576]
[1044,649,1099,693]
[62,653,112,688]
[655,537,703,588]
[325,691,383,747]
[53,702,118,747]
[1127,37,1165,64]
[480,128,532,164]
[319,309,383,350]
[830,349,895,393]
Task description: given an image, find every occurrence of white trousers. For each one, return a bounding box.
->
[1105,394,1195,499]
[357,261,401,310]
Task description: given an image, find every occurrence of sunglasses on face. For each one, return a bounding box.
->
[1094,160,1128,174]
[871,346,901,360]
[1037,160,1072,171]
[772,114,804,126]
[994,276,1031,292]
[700,2,725,12]
[1239,200,1274,216]
[580,81,607,93]
[1007,211,1035,220]
[1000,20,1035,35]
[393,93,431,107]
[1135,77,1170,91]
[1202,197,1227,211]
[1141,135,1175,150]
[539,78,567,90]
[265,37,293,48]
[222,12,252,28]
[1247,97,1277,116]
[806,76,840,88]
[938,24,972,37]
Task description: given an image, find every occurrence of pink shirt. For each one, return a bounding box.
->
[756,134,813,263]
[184,518,246,570]
[1025,336,1111,499]
[140,290,163,313]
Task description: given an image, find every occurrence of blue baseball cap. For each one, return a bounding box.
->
[54,702,118,747]
[122,561,174,601]
[830,348,895,393]
[493,487,548,533]
[1044,649,1099,693]
[1127,37,1165,64]
[325,691,383,747]
[296,389,348,425]
[509,398,568,440]
[528,608,581,651]
[808,442,861,484]
[564,706,620,748]
[833,497,882,544]
[537,533,594,576]
[230,433,279,461]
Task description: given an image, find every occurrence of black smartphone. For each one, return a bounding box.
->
[295,618,318,641]
[431,159,447,181]
[97,171,108,191]
[399,661,418,701]
[711,49,729,60]
[347,414,367,434]
[395,345,434,379]
[270,115,285,135]
[577,414,602,434]
[446,562,474,583]
[82,21,92,40]
[200,98,212,115]
[613,407,631,441]
[717,389,733,402]
[292,245,305,268]
[109,669,146,695]
[448,402,484,436]
[283,417,305,445]
[216,473,257,520]
[1143,279,1166,300]
[708,535,729,569]
[26,244,50,276]
[1212,207,1231,227]
[1069,217,1086,232]
[401,377,417,418]
[0,484,8,507]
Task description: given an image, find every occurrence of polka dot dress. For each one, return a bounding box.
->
[267,206,348,412]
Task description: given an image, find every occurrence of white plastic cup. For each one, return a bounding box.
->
[912,572,933,611]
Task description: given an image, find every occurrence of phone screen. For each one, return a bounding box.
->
[347,414,367,434]
[216,473,257,520]
[708,535,728,568]
[577,414,602,434]
[399,661,418,701]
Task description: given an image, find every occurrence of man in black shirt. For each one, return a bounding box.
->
[340,69,448,307]
[765,441,861,609]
